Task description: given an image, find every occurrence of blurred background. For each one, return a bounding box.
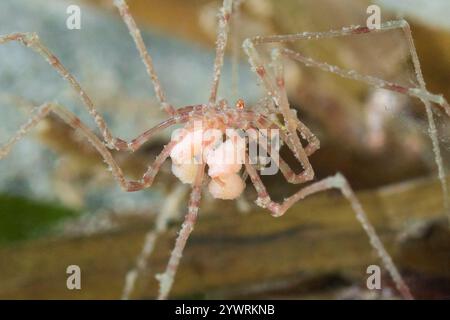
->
[0,0,449,299]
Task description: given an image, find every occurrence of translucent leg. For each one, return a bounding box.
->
[0,33,166,151]
[243,19,450,223]
[121,184,188,299]
[156,164,206,300]
[245,160,413,300]
[0,102,174,192]
[113,0,174,115]
[209,0,233,105]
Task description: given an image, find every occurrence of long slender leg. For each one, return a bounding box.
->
[401,22,450,220]
[209,0,233,105]
[249,126,313,184]
[243,20,450,222]
[244,43,315,182]
[122,183,188,299]
[230,0,244,99]
[270,47,321,154]
[286,118,320,156]
[156,164,206,300]
[0,102,175,192]
[253,95,321,160]
[279,47,449,215]
[251,53,315,179]
[253,108,320,157]
[113,0,174,115]
[244,160,413,300]
[0,33,165,151]
[251,96,320,155]
[246,20,450,113]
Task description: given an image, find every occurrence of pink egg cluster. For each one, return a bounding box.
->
[170,128,246,200]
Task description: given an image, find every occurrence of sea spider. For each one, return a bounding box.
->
[2,0,449,300]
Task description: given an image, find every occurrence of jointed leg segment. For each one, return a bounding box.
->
[243,19,450,222]
[113,0,174,116]
[0,102,175,192]
[248,126,314,184]
[209,0,233,105]
[244,160,413,299]
[0,33,129,151]
[252,118,319,184]
[1,0,176,151]
[121,184,189,300]
[156,164,206,300]
[244,43,315,183]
